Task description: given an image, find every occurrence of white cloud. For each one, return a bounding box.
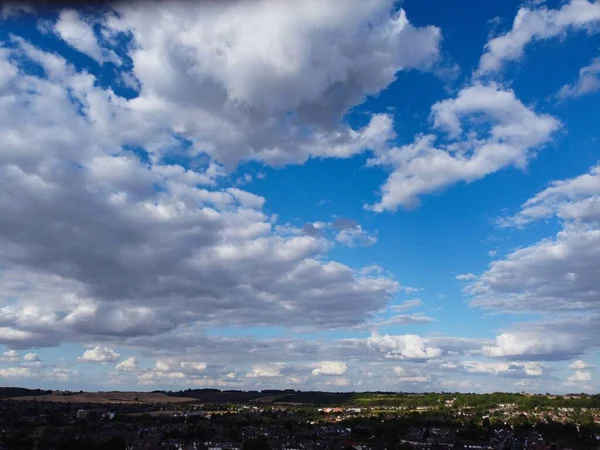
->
[323,377,350,387]
[150,369,235,389]
[0,36,400,343]
[392,366,431,383]
[138,369,186,384]
[558,56,600,99]
[106,0,441,168]
[226,188,266,210]
[0,367,33,378]
[372,314,434,328]
[477,0,600,75]
[115,357,138,371]
[335,226,377,248]
[437,360,460,370]
[367,334,443,360]
[53,10,118,65]
[456,273,476,281]
[481,331,587,360]
[180,361,208,372]
[311,361,348,376]
[246,364,282,378]
[569,359,595,369]
[0,42,400,347]
[437,379,483,391]
[469,165,600,365]
[152,359,209,373]
[367,84,560,211]
[463,361,544,377]
[23,352,39,362]
[3,1,595,391]
[500,163,600,227]
[303,219,377,248]
[77,346,120,363]
[0,5,464,353]
[0,48,17,90]
[0,350,20,362]
[470,226,600,316]
[1,3,35,19]
[154,361,169,372]
[286,376,307,385]
[470,165,600,318]
[568,370,592,382]
[0,328,46,349]
[390,299,423,311]
[134,359,217,386]
[46,367,79,382]
[403,286,422,294]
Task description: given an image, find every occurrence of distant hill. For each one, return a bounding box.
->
[0,387,52,398]
[1,387,356,405]
[4,388,599,408]
[156,388,354,405]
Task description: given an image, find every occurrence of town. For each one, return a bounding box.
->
[0,388,599,450]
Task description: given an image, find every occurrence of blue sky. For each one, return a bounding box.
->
[0,0,599,393]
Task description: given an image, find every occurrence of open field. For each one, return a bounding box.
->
[7,391,198,404]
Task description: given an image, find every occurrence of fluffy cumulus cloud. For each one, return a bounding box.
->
[121,333,322,367]
[569,359,595,370]
[480,331,589,361]
[23,352,39,361]
[0,25,413,353]
[247,364,283,378]
[0,28,403,348]
[0,350,20,362]
[311,361,348,376]
[82,332,496,390]
[367,334,443,360]
[133,360,234,388]
[113,356,271,388]
[104,0,442,168]
[0,0,446,353]
[469,165,600,316]
[468,227,600,313]
[115,357,138,371]
[477,0,600,75]
[77,346,120,363]
[0,363,78,382]
[367,84,560,211]
[137,361,188,385]
[464,164,600,364]
[0,367,34,378]
[568,370,592,383]
[566,359,594,387]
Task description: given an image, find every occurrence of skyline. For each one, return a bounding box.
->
[0,0,599,393]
